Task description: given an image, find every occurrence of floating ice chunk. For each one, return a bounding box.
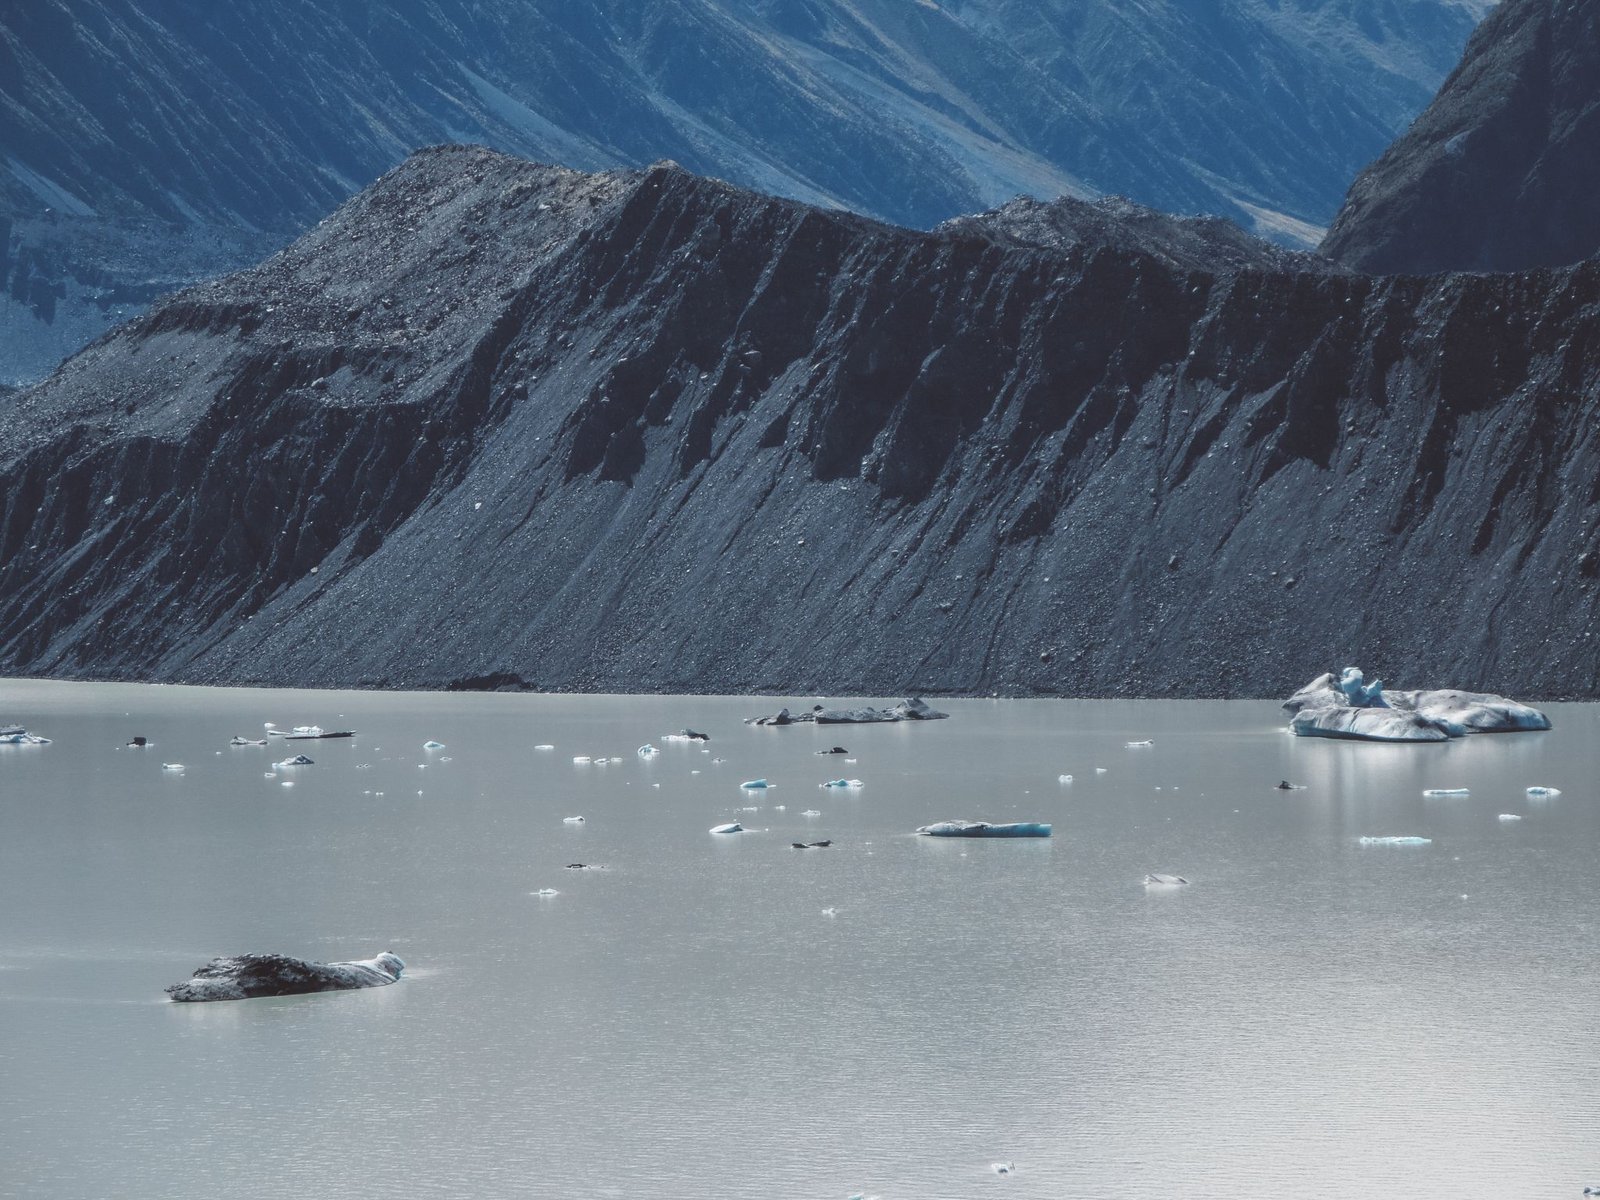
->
[572,756,592,764]
[273,755,314,768]
[1143,873,1189,886]
[1422,788,1469,796]
[1275,780,1306,790]
[1286,669,1549,738]
[534,888,558,897]
[821,779,863,789]
[740,778,769,789]
[917,821,1051,838]
[0,726,50,745]
[1526,786,1561,797]
[281,781,295,788]
[126,736,149,748]
[165,951,403,1001]
[992,1162,1015,1176]
[803,809,822,817]
[821,907,839,917]
[709,822,744,834]
[1497,813,1523,822]
[534,744,554,751]
[1358,835,1432,846]
[162,763,185,772]
[1058,774,1073,783]
[739,806,760,812]
[1126,740,1153,748]
[230,736,267,746]
[637,744,658,757]
[264,771,276,778]
[563,815,585,824]
[773,804,785,811]
[423,740,445,750]
[1293,706,1457,741]
[1095,767,1107,774]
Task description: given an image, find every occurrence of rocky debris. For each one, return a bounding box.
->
[165,951,404,1001]
[1324,0,1600,273]
[1285,668,1551,741]
[747,699,948,725]
[5,148,1600,698]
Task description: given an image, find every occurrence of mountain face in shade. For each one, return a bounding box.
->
[1,0,1486,384]
[4,147,1598,699]
[1324,0,1600,274]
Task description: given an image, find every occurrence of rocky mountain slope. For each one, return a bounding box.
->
[3,0,1487,384]
[1325,0,1600,273]
[3,146,1597,699]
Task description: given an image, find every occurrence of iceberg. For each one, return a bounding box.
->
[1497,813,1523,822]
[917,820,1052,838]
[162,762,185,771]
[166,951,403,1001]
[423,740,446,750]
[1526,786,1561,797]
[230,736,267,746]
[1285,668,1550,741]
[821,779,863,789]
[740,778,769,789]
[273,754,314,768]
[1358,835,1432,846]
[0,725,50,745]
[1143,873,1189,886]
[746,698,948,725]
[1422,788,1469,796]
[709,822,744,834]
[562,815,585,824]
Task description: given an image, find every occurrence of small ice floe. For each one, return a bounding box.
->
[534,888,559,897]
[1126,740,1153,748]
[917,821,1051,838]
[740,778,769,789]
[638,744,658,757]
[821,907,839,917]
[573,756,592,764]
[1275,780,1306,790]
[230,736,267,746]
[534,744,554,751]
[1526,786,1561,797]
[1359,835,1432,846]
[281,781,295,788]
[264,771,276,779]
[423,740,445,751]
[563,815,585,824]
[1143,873,1189,886]
[663,729,710,742]
[1094,767,1107,774]
[821,779,863,789]
[0,726,50,745]
[1497,813,1523,822]
[803,809,821,817]
[773,804,785,811]
[992,1162,1016,1176]
[161,762,185,772]
[1058,774,1073,783]
[739,805,761,812]
[273,755,314,768]
[790,840,833,849]
[709,822,744,834]
[1423,788,1470,797]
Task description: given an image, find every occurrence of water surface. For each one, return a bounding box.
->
[1,681,1595,1199]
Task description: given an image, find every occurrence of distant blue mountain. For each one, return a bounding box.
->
[1,0,1488,383]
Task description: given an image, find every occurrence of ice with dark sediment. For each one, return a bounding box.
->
[1284,667,1550,741]
[917,820,1051,838]
[747,698,948,725]
[165,951,403,1001]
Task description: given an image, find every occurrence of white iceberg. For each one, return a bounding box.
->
[1358,835,1432,846]
[1286,668,1550,741]
[637,744,658,757]
[0,725,50,745]
[162,762,185,771]
[1526,786,1561,797]
[821,779,863,789]
[709,822,744,834]
[562,815,585,824]
[1422,788,1469,797]
[423,740,445,750]
[1497,813,1523,822]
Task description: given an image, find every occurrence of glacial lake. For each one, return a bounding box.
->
[1,680,1596,1200]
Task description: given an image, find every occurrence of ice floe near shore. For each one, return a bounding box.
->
[1285,667,1550,741]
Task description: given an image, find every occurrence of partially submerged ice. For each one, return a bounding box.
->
[0,725,50,745]
[709,822,744,834]
[165,951,403,1001]
[917,820,1052,838]
[1358,835,1432,846]
[746,698,948,725]
[1284,668,1551,741]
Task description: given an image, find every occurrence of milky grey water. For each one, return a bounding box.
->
[1,680,1595,1200]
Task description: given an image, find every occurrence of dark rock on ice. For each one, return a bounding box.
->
[165,951,404,1002]
[749,699,947,725]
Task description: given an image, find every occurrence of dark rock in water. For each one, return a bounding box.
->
[680,729,710,741]
[750,698,947,725]
[126,735,148,747]
[1324,0,1600,273]
[165,952,404,1002]
[6,147,1600,699]
[817,747,849,755]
